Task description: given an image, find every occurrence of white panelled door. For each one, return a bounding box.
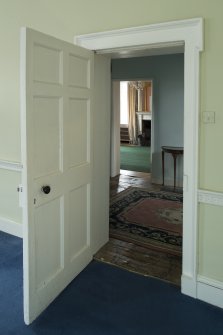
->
[20,28,110,325]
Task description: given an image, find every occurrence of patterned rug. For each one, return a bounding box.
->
[110,187,183,255]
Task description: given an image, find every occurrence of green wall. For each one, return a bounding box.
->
[199,203,223,282]
[1,0,223,282]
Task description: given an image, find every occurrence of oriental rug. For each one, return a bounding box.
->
[109,187,183,256]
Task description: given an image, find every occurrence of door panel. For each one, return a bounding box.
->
[69,185,89,259]
[35,197,64,290]
[68,53,90,88]
[33,43,62,84]
[68,98,89,166]
[21,27,107,324]
[33,97,62,176]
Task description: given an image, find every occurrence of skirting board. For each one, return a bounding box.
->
[181,274,197,298]
[197,276,223,309]
[0,217,23,238]
[182,274,223,309]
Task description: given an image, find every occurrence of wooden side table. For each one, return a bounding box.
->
[161,146,184,189]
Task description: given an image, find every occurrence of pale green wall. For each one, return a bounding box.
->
[1,0,223,282]
[199,203,223,282]
[0,170,21,222]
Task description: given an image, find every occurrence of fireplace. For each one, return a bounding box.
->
[136,112,152,146]
[139,120,151,146]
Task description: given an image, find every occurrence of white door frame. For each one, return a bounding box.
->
[111,80,121,177]
[75,18,204,299]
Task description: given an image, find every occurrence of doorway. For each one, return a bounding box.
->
[95,54,184,285]
[120,80,152,174]
[75,18,203,298]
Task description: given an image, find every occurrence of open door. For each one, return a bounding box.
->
[20,28,110,324]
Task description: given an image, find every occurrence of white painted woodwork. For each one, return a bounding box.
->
[197,276,223,309]
[0,160,23,172]
[20,27,110,324]
[111,81,120,177]
[0,217,23,238]
[198,189,223,207]
[75,18,204,301]
[91,54,110,253]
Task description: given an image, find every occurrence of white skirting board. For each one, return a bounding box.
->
[181,274,197,298]
[0,217,23,238]
[181,275,223,309]
[197,276,223,309]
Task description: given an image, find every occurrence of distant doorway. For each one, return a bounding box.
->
[119,80,153,174]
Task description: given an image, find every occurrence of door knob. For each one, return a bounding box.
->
[41,185,51,194]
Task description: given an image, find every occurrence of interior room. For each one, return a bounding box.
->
[1,1,223,333]
[119,80,152,173]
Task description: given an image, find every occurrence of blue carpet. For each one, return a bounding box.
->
[1,231,223,334]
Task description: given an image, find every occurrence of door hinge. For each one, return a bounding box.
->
[17,184,24,208]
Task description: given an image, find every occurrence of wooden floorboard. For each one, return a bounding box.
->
[94,238,182,286]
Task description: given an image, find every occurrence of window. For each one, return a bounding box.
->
[120,81,128,125]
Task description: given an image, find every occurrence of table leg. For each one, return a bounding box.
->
[172,153,177,189]
[162,150,164,185]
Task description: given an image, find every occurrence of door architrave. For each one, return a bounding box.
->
[74,18,204,299]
